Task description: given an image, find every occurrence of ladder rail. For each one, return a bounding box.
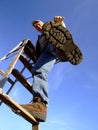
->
[0,46,25,89]
[0,39,40,130]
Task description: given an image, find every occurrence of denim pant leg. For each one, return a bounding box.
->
[32,47,58,104]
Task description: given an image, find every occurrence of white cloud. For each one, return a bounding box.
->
[10,86,20,101]
[49,120,66,126]
[45,119,73,130]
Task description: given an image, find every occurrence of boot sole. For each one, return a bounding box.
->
[42,21,83,65]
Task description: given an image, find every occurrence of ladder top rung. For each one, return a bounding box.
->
[24,40,36,62]
[19,55,32,72]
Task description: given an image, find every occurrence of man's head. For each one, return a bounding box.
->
[32,20,44,32]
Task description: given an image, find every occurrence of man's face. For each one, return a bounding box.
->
[34,21,44,32]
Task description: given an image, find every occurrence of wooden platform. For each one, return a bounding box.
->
[0,91,38,125]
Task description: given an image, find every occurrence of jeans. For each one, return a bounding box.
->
[31,43,58,104]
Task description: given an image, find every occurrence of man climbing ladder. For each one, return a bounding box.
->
[20,16,83,122]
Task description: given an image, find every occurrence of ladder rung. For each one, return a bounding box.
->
[0,92,38,125]
[19,55,32,72]
[11,69,32,94]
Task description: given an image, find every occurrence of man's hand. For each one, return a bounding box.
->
[54,16,65,23]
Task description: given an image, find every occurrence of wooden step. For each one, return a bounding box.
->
[11,69,33,94]
[19,55,33,72]
[0,92,38,125]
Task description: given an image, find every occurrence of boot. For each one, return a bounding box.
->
[42,21,83,65]
[20,97,47,122]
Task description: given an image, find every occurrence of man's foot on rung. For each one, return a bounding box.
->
[20,97,47,122]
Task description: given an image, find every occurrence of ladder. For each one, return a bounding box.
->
[0,39,40,130]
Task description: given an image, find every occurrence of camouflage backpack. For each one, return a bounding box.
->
[42,21,83,65]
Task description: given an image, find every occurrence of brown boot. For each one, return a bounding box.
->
[20,97,47,122]
[42,21,83,65]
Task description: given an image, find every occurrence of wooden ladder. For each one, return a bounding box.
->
[0,39,40,130]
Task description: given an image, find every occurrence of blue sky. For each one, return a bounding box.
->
[0,0,98,130]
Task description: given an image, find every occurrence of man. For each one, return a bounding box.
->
[21,18,61,122]
[20,16,82,122]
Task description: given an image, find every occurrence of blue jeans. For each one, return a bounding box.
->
[32,43,58,104]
